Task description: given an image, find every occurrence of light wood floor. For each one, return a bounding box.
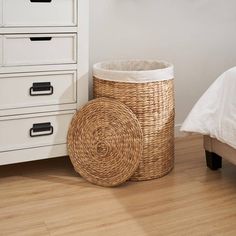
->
[0,135,236,236]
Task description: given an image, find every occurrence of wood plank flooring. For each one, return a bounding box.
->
[0,135,236,236]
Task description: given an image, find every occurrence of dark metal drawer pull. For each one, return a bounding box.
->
[29,82,54,96]
[30,122,54,137]
[30,0,52,3]
[30,37,52,41]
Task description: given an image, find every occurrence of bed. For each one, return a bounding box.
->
[181,67,236,170]
[204,136,236,170]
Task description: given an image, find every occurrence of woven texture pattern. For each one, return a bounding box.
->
[67,98,143,187]
[94,78,175,181]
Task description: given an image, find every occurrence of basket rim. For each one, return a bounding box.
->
[93,59,174,83]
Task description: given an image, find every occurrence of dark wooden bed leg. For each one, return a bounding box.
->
[205,151,222,170]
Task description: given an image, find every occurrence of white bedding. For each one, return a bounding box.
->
[181,67,236,149]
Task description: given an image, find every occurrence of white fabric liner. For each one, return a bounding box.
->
[93,60,174,83]
[181,67,236,149]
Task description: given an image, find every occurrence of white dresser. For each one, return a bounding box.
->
[0,0,89,165]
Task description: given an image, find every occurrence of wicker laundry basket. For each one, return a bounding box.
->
[93,60,175,181]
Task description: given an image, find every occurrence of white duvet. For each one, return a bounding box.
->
[181,67,236,149]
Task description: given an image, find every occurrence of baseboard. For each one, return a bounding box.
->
[175,124,185,137]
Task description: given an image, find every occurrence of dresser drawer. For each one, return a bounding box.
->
[2,0,77,27]
[0,111,75,152]
[0,71,77,110]
[3,34,77,66]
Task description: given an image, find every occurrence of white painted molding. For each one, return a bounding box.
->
[77,0,89,109]
[175,123,186,137]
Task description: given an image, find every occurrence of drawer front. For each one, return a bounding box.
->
[3,34,77,66]
[3,0,77,27]
[0,71,77,110]
[0,111,75,152]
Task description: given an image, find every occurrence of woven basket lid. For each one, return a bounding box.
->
[67,97,143,187]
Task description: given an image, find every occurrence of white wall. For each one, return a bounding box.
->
[90,0,236,126]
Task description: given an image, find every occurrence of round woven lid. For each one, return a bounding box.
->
[67,98,143,187]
